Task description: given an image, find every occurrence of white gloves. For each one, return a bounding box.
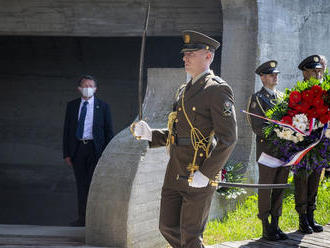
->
[189,170,209,188]
[131,120,152,141]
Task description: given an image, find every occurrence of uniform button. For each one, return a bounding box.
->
[199,153,204,157]
[175,119,179,123]
[178,107,182,111]
[192,107,196,111]
[260,139,264,143]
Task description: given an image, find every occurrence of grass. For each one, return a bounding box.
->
[203,175,330,245]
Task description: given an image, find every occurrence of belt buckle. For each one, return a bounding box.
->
[82,140,88,144]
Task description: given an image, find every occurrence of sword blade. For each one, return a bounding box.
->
[138,2,150,120]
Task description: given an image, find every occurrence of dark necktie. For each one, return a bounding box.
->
[76,101,88,140]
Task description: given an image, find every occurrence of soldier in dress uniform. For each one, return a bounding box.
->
[294,55,324,234]
[247,61,290,241]
[131,30,237,248]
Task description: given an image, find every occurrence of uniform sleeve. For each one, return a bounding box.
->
[247,95,267,138]
[149,129,169,148]
[199,84,237,180]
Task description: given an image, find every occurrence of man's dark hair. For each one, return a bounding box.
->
[77,75,97,87]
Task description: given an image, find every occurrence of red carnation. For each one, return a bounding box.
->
[311,85,323,97]
[319,113,329,124]
[288,109,299,117]
[295,102,310,113]
[281,115,293,125]
[316,105,328,115]
[289,91,302,104]
[312,96,324,108]
[307,108,319,120]
[302,89,314,103]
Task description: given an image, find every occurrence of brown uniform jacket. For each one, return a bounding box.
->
[247,87,281,160]
[150,72,237,189]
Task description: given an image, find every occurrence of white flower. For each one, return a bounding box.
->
[296,133,305,142]
[292,114,309,132]
[326,128,330,139]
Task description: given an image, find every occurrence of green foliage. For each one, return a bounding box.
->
[204,176,330,245]
[216,161,247,199]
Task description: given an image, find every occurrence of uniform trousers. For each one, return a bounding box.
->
[294,169,321,214]
[72,141,97,221]
[257,164,289,220]
[159,186,215,248]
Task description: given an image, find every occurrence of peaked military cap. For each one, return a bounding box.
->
[255,60,280,75]
[181,30,220,53]
[298,55,322,70]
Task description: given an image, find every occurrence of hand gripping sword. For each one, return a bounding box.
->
[176,175,290,189]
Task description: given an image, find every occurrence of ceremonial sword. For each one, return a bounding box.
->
[176,175,290,189]
[138,2,150,120]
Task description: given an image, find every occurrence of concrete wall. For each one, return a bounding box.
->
[257,0,330,90]
[0,0,221,37]
[220,0,259,182]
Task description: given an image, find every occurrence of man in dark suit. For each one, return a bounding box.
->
[247,61,289,241]
[63,75,114,226]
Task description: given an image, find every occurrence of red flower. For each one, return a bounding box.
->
[288,109,299,117]
[302,89,314,103]
[311,85,323,97]
[319,113,329,124]
[307,108,319,120]
[316,105,328,115]
[312,96,324,108]
[281,115,293,125]
[295,102,310,113]
[289,91,302,104]
[289,101,298,109]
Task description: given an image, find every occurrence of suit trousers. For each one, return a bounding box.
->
[257,164,289,220]
[72,141,98,220]
[159,186,214,248]
[294,169,321,214]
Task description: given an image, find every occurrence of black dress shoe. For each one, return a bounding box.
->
[277,228,289,240]
[262,219,280,241]
[307,211,323,232]
[299,214,313,234]
[70,219,85,227]
[271,216,288,240]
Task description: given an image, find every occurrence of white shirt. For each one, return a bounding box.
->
[263,86,276,96]
[78,96,94,140]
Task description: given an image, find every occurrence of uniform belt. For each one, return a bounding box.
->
[175,137,191,146]
[79,139,93,144]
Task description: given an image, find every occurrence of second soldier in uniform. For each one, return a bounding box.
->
[132,30,237,247]
[247,61,290,241]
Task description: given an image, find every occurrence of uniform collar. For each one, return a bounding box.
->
[263,86,276,96]
[191,69,211,84]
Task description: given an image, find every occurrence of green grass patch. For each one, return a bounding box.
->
[204,176,330,245]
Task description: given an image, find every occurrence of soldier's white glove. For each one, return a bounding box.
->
[189,170,209,188]
[132,120,152,141]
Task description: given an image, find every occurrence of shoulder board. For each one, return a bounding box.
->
[211,76,225,84]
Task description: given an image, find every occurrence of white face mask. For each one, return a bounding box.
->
[80,87,96,98]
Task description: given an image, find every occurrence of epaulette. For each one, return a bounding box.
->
[211,75,225,84]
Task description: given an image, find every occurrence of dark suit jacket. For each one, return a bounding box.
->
[63,97,114,160]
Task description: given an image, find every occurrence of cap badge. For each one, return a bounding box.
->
[314,56,319,62]
[206,45,209,50]
[184,34,190,44]
[270,62,276,68]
